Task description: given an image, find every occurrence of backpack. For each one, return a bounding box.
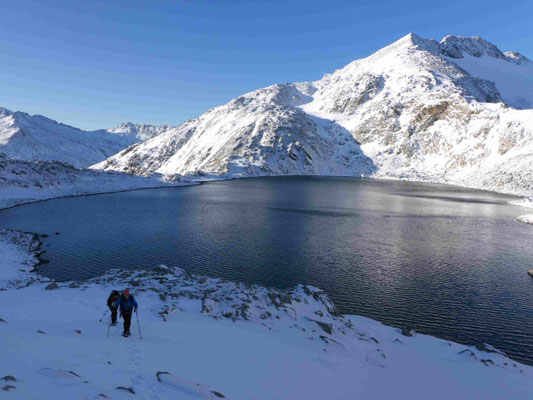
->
[107,290,120,307]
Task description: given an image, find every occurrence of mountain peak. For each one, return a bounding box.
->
[439,35,506,59]
[504,51,532,65]
[0,107,13,116]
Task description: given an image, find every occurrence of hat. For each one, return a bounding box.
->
[123,289,130,296]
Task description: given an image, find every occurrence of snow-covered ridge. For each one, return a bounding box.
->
[107,122,178,142]
[92,33,533,197]
[1,229,532,399]
[0,108,176,168]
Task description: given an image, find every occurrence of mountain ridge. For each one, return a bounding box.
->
[0,108,177,168]
[91,33,533,196]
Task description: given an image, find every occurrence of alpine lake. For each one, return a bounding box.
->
[1,176,533,365]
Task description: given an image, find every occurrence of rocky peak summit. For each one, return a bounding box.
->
[439,35,506,59]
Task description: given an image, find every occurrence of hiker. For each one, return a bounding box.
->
[107,290,120,326]
[114,289,138,336]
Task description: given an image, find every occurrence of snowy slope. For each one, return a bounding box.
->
[92,34,533,196]
[439,35,533,109]
[0,108,176,168]
[1,230,532,399]
[0,153,192,209]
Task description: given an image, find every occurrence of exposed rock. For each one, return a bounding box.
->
[156,371,170,382]
[45,282,59,290]
[2,385,16,391]
[459,349,477,360]
[0,317,6,323]
[401,327,416,337]
[310,319,333,335]
[1,376,16,382]
[475,342,507,356]
[481,359,495,367]
[116,386,136,394]
[36,330,46,334]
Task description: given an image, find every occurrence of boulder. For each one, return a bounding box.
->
[309,319,333,335]
[45,282,59,290]
[401,327,415,337]
[475,342,507,356]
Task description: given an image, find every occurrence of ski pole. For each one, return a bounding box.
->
[136,310,142,339]
[99,308,109,322]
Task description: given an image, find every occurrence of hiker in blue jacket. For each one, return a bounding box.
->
[114,289,138,336]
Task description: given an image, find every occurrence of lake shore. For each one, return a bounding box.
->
[1,228,533,399]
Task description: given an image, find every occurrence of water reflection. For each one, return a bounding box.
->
[0,177,532,364]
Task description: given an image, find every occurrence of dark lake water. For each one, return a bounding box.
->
[1,176,533,364]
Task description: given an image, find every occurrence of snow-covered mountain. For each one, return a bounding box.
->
[0,108,176,168]
[93,34,533,196]
[106,121,177,142]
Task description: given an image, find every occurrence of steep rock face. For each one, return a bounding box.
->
[92,33,533,195]
[439,35,507,59]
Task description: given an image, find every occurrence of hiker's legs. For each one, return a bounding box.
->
[123,312,132,333]
[110,307,118,324]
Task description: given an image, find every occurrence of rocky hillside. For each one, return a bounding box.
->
[0,108,176,168]
[92,34,533,196]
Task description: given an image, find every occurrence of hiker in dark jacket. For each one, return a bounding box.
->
[107,290,120,325]
[113,289,138,336]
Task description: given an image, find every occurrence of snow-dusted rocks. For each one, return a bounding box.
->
[92,33,533,197]
[1,229,533,399]
[517,214,533,225]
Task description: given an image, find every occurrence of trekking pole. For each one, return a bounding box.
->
[107,315,111,337]
[136,310,142,339]
[99,308,109,322]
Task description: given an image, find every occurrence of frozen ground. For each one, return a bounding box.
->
[0,154,195,209]
[1,229,532,399]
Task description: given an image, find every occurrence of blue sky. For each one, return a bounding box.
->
[0,0,531,130]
